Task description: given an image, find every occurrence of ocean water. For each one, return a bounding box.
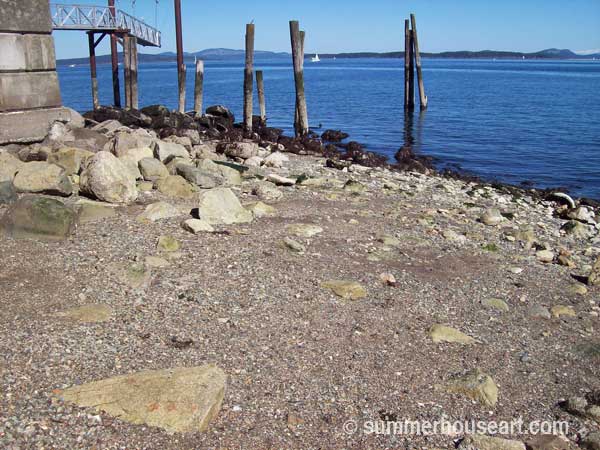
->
[57,58,600,199]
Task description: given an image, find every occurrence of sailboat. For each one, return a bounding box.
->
[311,53,321,63]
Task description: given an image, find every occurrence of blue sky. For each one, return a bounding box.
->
[53,0,600,59]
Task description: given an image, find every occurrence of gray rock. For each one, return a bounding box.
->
[267,174,295,186]
[65,128,110,152]
[110,130,155,157]
[528,305,551,320]
[176,165,222,189]
[459,434,525,450]
[182,218,215,234]
[582,433,600,450]
[47,147,94,175]
[562,220,596,239]
[263,152,289,168]
[253,181,283,201]
[80,152,138,204]
[197,188,253,225]
[283,237,305,253]
[137,201,184,223]
[481,208,504,226]
[0,181,17,205]
[198,159,241,186]
[0,152,24,182]
[139,157,169,182]
[154,140,190,162]
[2,196,77,240]
[13,162,73,196]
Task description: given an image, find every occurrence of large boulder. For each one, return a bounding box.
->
[117,147,154,181]
[13,162,73,196]
[139,157,169,182]
[0,152,24,182]
[64,128,110,152]
[110,130,155,157]
[176,165,222,189]
[56,365,225,433]
[47,148,94,175]
[80,152,138,204]
[198,159,241,186]
[2,196,78,240]
[205,105,235,122]
[218,142,259,160]
[197,188,253,225]
[156,175,197,199]
[154,140,190,163]
[0,181,17,205]
[84,106,152,128]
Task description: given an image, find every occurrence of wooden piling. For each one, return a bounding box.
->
[130,37,139,109]
[409,30,415,109]
[178,64,187,113]
[256,70,266,124]
[123,35,132,109]
[294,30,305,132]
[244,23,255,132]
[194,59,204,116]
[87,32,99,110]
[290,21,308,136]
[404,20,414,110]
[410,14,427,109]
[174,0,186,112]
[108,0,120,107]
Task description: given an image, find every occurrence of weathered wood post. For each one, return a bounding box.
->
[174,0,186,112]
[290,22,308,136]
[194,59,204,116]
[256,70,266,124]
[130,37,139,109]
[410,14,428,109]
[294,30,305,131]
[404,20,414,110]
[108,0,121,107]
[178,64,187,112]
[244,23,255,132]
[87,32,100,110]
[123,35,132,109]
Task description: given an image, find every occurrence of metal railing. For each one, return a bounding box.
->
[50,3,161,47]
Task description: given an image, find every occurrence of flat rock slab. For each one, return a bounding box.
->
[429,324,476,344]
[321,280,367,300]
[286,223,323,238]
[56,365,226,434]
[459,434,525,450]
[54,304,112,323]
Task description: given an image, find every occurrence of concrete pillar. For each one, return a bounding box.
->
[0,0,77,144]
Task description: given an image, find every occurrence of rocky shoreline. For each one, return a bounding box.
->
[0,105,599,448]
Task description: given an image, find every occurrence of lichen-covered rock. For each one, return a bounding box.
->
[429,325,476,344]
[0,181,17,205]
[156,175,197,199]
[447,369,498,407]
[13,162,73,196]
[2,196,77,240]
[47,148,94,175]
[154,140,190,162]
[80,152,138,204]
[139,157,169,182]
[321,280,367,300]
[0,152,24,182]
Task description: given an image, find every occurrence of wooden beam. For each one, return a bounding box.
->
[123,35,132,109]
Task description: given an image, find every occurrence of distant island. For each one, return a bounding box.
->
[57,47,600,65]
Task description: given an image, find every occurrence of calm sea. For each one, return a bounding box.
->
[57,58,600,199]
